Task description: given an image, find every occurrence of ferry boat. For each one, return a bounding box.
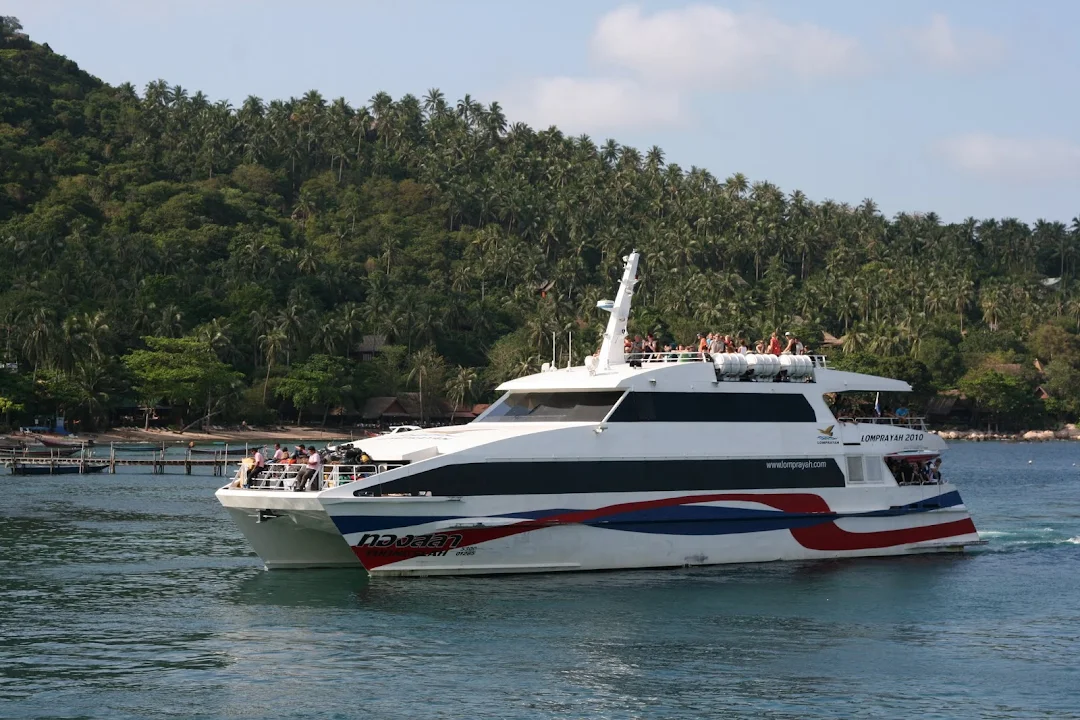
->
[216,251,981,575]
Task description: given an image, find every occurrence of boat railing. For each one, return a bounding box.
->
[624,351,828,366]
[624,351,708,364]
[839,416,928,430]
[236,461,402,491]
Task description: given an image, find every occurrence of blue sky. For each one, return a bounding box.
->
[8,0,1080,222]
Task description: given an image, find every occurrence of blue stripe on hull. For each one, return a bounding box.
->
[330,491,965,538]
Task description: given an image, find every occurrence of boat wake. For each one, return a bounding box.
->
[975,527,1080,553]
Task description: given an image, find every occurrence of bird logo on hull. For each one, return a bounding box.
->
[817,425,839,444]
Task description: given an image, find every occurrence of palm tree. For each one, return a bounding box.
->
[21,308,54,378]
[841,324,869,354]
[979,285,1005,331]
[952,275,975,333]
[406,347,445,424]
[198,318,232,359]
[259,329,288,403]
[72,360,115,430]
[445,366,477,422]
[337,302,364,358]
[313,315,341,356]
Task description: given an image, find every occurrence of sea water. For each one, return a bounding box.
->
[1,442,1077,719]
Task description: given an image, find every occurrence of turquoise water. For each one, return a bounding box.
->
[1,442,1078,719]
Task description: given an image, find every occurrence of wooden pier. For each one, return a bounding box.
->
[3,444,242,476]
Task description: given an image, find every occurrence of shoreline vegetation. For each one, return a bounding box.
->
[934,426,1080,442]
[3,18,1080,438]
[82,426,361,445]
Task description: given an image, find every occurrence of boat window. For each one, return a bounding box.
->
[371,458,846,496]
[608,392,816,423]
[864,456,882,483]
[476,391,625,422]
[847,456,865,483]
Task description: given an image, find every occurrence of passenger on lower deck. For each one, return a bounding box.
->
[296,446,322,491]
[886,457,943,485]
[251,447,265,480]
[237,454,256,488]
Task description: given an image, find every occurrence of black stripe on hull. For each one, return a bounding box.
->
[363,459,845,497]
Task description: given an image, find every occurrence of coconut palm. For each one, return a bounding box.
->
[445,366,477,421]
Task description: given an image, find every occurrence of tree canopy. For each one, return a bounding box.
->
[274,354,351,425]
[2,19,1079,430]
[123,336,241,428]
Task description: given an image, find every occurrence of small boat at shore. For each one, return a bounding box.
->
[0,446,81,459]
[37,436,94,449]
[6,462,108,475]
[190,446,262,456]
[111,443,164,452]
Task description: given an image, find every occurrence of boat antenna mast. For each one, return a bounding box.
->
[596,250,640,372]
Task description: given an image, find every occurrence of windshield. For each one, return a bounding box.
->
[477,391,624,422]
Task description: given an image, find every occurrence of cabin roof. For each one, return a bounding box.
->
[496,359,911,394]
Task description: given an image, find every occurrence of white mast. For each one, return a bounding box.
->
[596,250,640,372]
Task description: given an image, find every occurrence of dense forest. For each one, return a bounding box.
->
[2,17,1079,432]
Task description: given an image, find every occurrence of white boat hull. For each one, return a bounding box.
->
[321,484,980,577]
[216,489,361,569]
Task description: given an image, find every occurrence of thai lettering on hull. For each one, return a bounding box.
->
[355,532,464,558]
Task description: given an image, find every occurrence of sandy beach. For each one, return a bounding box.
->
[78,426,375,445]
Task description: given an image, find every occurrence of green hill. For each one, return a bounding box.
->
[1,16,1078,431]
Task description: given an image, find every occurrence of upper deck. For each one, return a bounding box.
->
[498,351,910,395]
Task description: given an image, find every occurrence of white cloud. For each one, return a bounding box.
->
[506,76,684,133]
[508,4,866,133]
[903,14,1005,70]
[937,133,1080,182]
[591,5,867,90]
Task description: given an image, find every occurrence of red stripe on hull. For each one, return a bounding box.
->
[791,518,978,552]
[349,493,975,570]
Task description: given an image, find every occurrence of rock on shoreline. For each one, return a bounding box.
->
[934,425,1080,442]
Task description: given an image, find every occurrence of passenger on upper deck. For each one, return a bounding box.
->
[783,332,804,355]
[768,332,782,355]
[272,443,284,462]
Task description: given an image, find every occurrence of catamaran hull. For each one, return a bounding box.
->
[322,485,980,577]
[216,489,361,569]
